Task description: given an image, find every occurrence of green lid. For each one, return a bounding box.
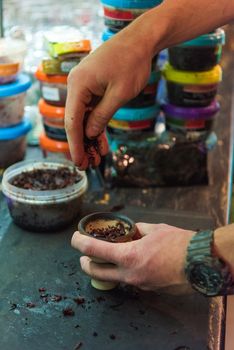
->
[177,29,225,48]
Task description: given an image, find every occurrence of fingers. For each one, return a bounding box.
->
[71,232,129,265]
[86,89,125,139]
[98,132,109,156]
[80,256,121,282]
[136,223,159,236]
[65,71,92,166]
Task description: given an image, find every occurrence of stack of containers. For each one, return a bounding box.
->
[35,28,91,159]
[147,28,226,186]
[0,38,31,173]
[101,0,162,32]
[100,3,162,178]
[162,29,225,140]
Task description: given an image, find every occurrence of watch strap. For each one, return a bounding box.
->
[185,230,234,296]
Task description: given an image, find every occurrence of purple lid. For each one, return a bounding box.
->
[163,101,220,120]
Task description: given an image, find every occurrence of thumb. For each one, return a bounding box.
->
[86,90,124,138]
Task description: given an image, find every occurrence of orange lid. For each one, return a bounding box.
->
[39,132,70,153]
[35,65,67,84]
[0,62,20,76]
[38,99,65,119]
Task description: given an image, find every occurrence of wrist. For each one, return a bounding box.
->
[213,224,234,276]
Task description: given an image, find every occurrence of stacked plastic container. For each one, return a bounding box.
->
[105,26,226,187]
[0,38,31,173]
[100,1,164,184]
[158,29,225,185]
[35,28,91,159]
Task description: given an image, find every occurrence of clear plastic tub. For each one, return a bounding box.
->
[0,118,31,169]
[0,74,31,127]
[35,66,67,107]
[2,159,88,232]
[106,128,216,187]
[0,38,27,84]
[168,29,225,72]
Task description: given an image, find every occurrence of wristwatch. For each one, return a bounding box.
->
[185,230,234,296]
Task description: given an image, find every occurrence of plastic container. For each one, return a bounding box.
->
[0,117,31,169]
[106,129,214,187]
[101,0,162,30]
[163,100,220,132]
[163,63,222,107]
[35,66,67,107]
[108,104,160,132]
[169,29,225,71]
[44,27,91,59]
[0,38,27,84]
[39,132,71,160]
[2,159,88,231]
[42,56,83,75]
[0,74,31,127]
[39,99,66,141]
[125,71,161,108]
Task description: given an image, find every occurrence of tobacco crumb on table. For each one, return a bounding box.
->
[51,295,62,302]
[74,342,83,350]
[110,334,116,340]
[38,287,46,293]
[96,296,106,303]
[26,302,36,308]
[73,297,85,305]
[9,303,17,310]
[75,324,80,329]
[63,308,75,317]
[93,332,98,337]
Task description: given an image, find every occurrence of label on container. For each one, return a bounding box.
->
[61,60,79,73]
[183,84,217,94]
[42,86,60,101]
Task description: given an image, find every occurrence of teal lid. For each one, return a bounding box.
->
[102,29,115,42]
[177,29,225,48]
[113,105,160,122]
[101,0,162,9]
[149,70,161,84]
[0,73,31,98]
[0,117,31,140]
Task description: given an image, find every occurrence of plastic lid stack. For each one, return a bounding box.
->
[35,30,92,160]
[162,29,225,140]
[0,39,31,172]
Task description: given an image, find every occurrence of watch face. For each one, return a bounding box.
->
[189,261,224,296]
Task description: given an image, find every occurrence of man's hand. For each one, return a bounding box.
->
[65,26,152,169]
[71,223,195,291]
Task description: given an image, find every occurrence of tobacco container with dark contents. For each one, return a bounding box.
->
[2,159,88,232]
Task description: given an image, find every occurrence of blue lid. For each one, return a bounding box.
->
[0,74,31,98]
[102,28,115,42]
[0,117,32,140]
[178,29,225,48]
[101,0,162,9]
[113,105,159,121]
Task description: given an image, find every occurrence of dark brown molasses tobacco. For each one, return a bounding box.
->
[88,221,127,241]
[11,167,81,190]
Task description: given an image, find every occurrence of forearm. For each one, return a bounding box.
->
[123,0,234,57]
[214,224,234,276]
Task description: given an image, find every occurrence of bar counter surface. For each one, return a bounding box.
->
[0,26,234,350]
